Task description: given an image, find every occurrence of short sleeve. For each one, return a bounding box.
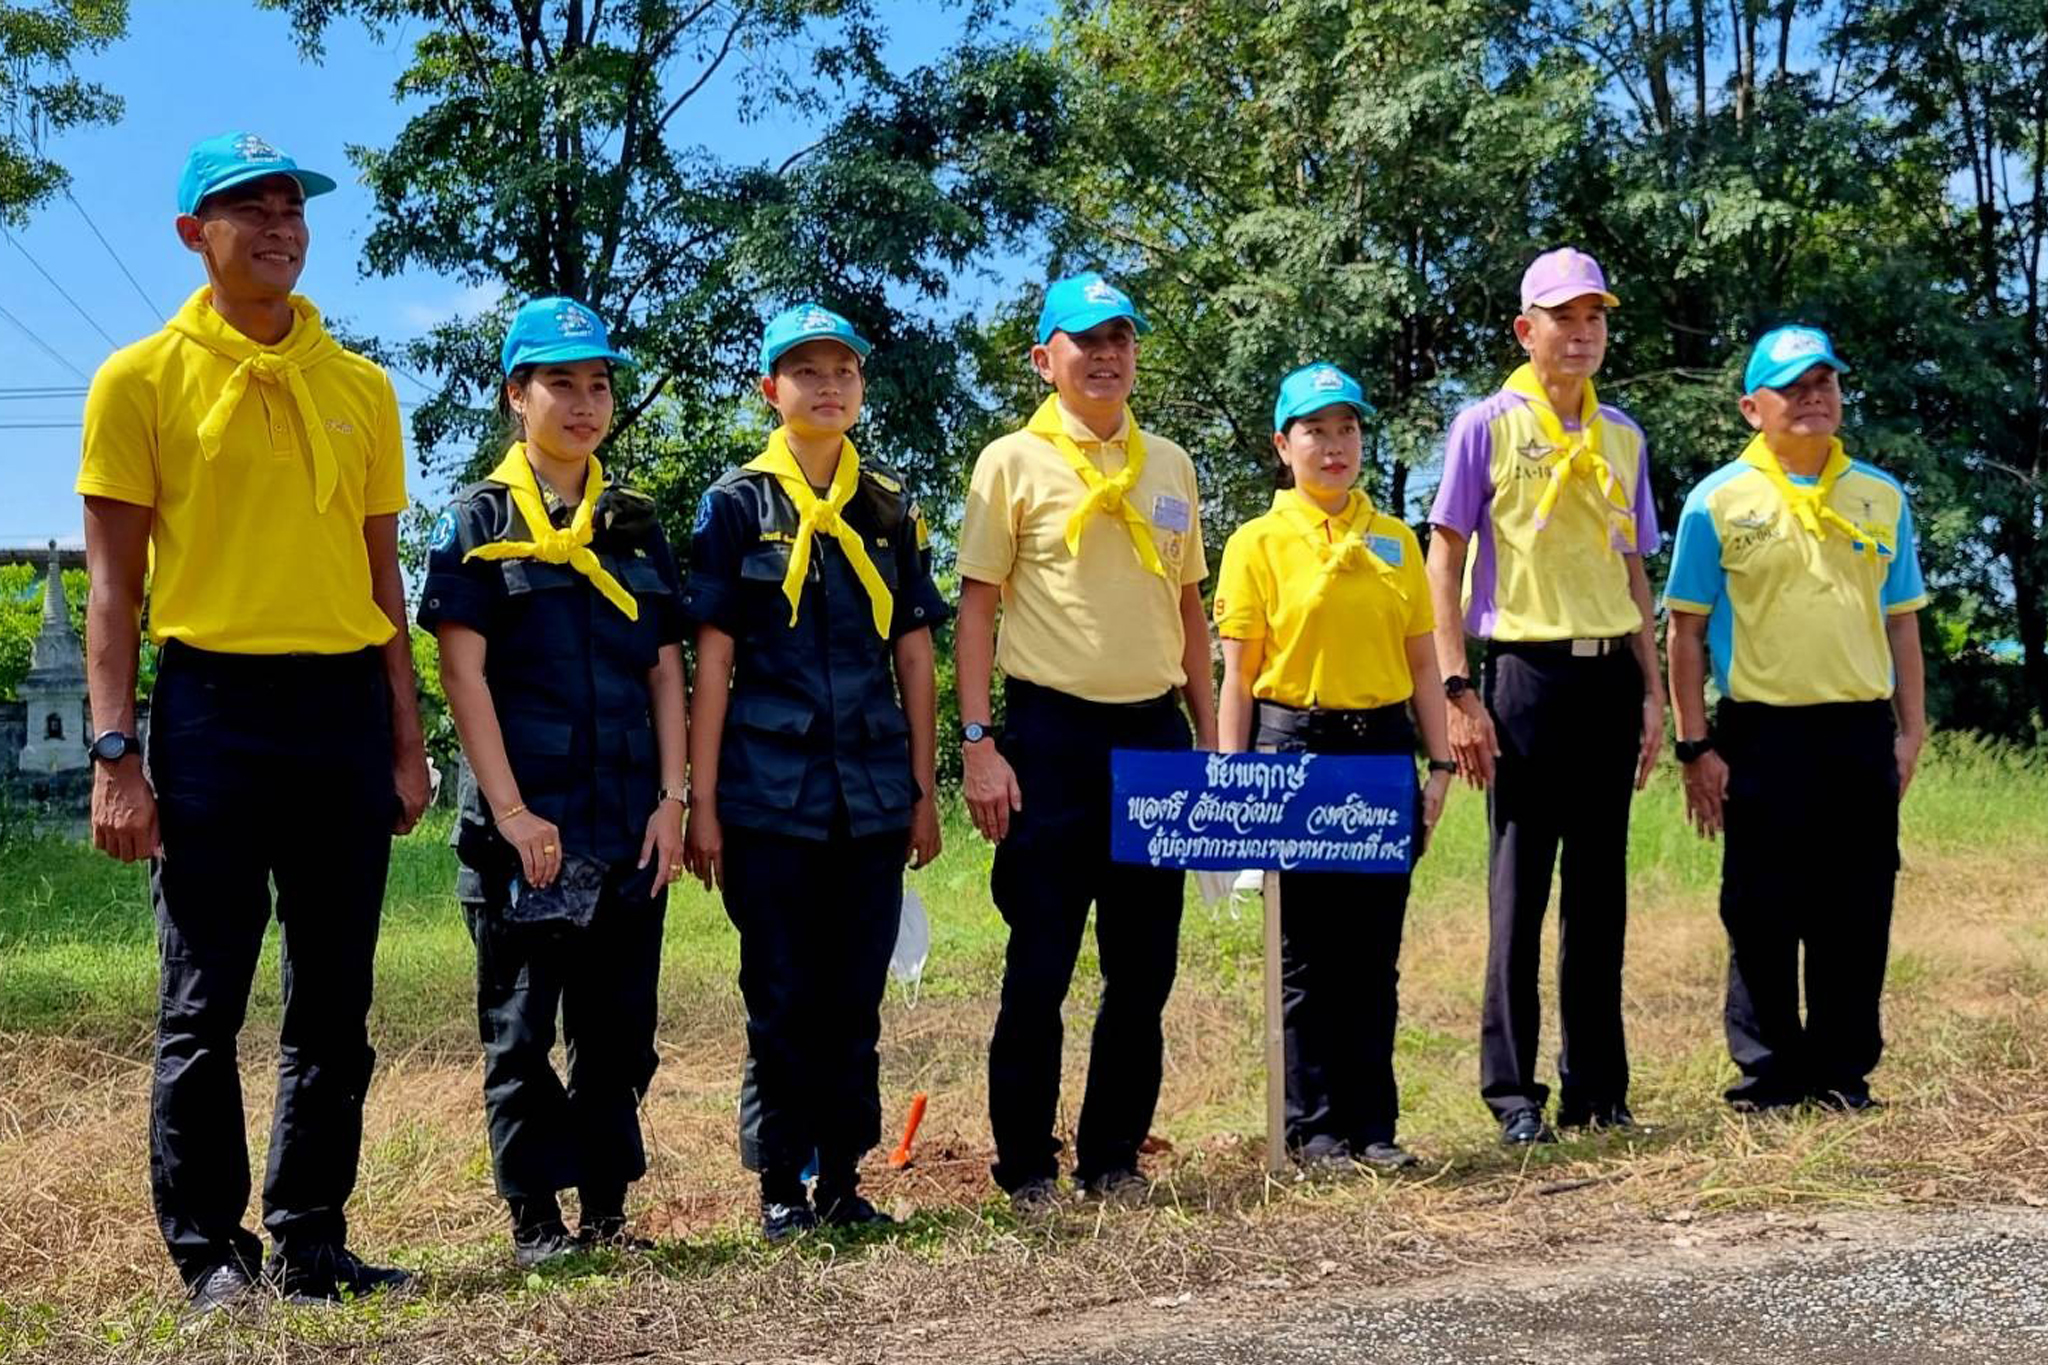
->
[1212,527,1268,640]
[891,498,952,637]
[76,355,158,507]
[364,371,409,517]
[1427,407,1493,536]
[1883,495,1929,613]
[956,442,1017,585]
[1630,430,1661,555]
[1179,462,1208,585]
[416,500,499,633]
[1397,524,1434,636]
[679,484,749,635]
[1662,487,1724,615]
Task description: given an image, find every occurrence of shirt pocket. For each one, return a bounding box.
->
[499,711,577,801]
[719,690,815,811]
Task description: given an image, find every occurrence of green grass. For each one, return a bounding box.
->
[1,733,2040,1055]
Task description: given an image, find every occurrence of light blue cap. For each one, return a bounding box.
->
[760,303,871,372]
[500,296,629,375]
[177,131,338,215]
[1273,363,1374,433]
[1036,272,1150,345]
[1744,325,1849,394]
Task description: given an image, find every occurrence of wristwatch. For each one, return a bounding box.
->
[1443,674,1473,701]
[658,785,689,808]
[87,730,139,763]
[961,721,992,744]
[1674,737,1715,764]
[1427,758,1458,776]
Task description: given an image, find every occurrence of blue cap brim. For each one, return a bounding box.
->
[1038,305,1152,346]
[187,165,339,214]
[761,333,871,371]
[1748,355,1848,393]
[506,342,631,373]
[1275,397,1374,433]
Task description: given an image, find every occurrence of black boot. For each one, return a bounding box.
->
[510,1195,577,1270]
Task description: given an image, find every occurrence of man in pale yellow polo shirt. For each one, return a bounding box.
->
[77,132,429,1314]
[957,271,1216,1214]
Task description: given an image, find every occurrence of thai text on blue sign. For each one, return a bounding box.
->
[1109,750,1415,873]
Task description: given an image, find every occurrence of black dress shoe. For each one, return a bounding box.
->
[1500,1106,1557,1146]
[186,1262,258,1316]
[266,1246,413,1304]
[762,1199,818,1244]
[816,1188,897,1229]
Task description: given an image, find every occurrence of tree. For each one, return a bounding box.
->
[261,0,1060,539]
[0,0,126,224]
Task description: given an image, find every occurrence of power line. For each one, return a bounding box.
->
[65,189,165,321]
[2,230,121,349]
[0,421,83,430]
[0,391,86,402]
[0,303,91,382]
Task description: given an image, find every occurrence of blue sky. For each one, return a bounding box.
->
[1,0,1032,547]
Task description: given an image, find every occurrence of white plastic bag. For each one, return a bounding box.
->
[890,886,930,1007]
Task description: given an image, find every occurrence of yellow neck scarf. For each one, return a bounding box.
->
[1274,487,1404,603]
[1026,395,1166,577]
[1739,434,1888,560]
[742,428,893,638]
[463,444,639,619]
[1501,363,1635,551]
[165,285,346,512]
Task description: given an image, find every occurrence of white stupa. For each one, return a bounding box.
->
[17,542,88,774]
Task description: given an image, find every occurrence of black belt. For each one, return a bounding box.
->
[1490,634,1633,659]
[159,638,381,679]
[1254,699,1409,743]
[1006,676,1178,715]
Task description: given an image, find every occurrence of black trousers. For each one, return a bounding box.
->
[1257,702,1419,1152]
[722,821,903,1190]
[146,641,397,1286]
[1477,642,1642,1121]
[987,679,1190,1191]
[1718,699,1900,1105]
[463,864,665,1205]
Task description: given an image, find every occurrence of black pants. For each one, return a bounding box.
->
[1718,699,1900,1105]
[1477,642,1642,1121]
[987,679,1190,1191]
[1257,703,1419,1152]
[722,822,903,1192]
[463,864,665,1204]
[146,642,397,1286]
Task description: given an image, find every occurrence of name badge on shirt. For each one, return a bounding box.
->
[1369,534,1403,566]
[1151,493,1192,533]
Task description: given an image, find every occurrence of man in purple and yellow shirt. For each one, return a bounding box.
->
[1425,248,1664,1145]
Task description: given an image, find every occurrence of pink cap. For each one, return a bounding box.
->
[1520,247,1620,310]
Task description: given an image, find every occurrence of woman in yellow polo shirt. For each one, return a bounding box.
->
[1215,363,1455,1172]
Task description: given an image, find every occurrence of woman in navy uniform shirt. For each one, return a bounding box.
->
[682,303,948,1241]
[419,297,688,1267]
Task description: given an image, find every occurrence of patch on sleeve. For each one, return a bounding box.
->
[1151,493,1192,533]
[691,490,716,536]
[431,509,458,552]
[1369,534,1403,566]
[911,502,930,550]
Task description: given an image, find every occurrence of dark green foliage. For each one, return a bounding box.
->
[0,1,126,223]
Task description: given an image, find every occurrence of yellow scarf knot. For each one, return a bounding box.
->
[1274,489,1405,605]
[166,285,346,512]
[463,444,640,620]
[1026,395,1166,577]
[742,429,894,638]
[1501,363,1635,552]
[1738,434,1890,560]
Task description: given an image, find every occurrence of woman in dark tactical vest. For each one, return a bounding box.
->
[419,297,688,1268]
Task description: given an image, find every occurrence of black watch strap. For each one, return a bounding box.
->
[1427,758,1458,775]
[961,720,992,744]
[1444,674,1472,700]
[1674,737,1715,764]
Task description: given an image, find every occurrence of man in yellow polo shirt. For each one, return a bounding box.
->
[1425,248,1664,1145]
[958,272,1215,1212]
[77,132,429,1313]
[1665,325,1927,1114]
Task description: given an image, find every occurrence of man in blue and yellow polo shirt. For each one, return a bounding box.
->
[78,132,429,1312]
[1426,247,1664,1145]
[1665,325,1928,1114]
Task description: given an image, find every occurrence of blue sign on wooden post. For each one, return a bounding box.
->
[1109,750,1416,874]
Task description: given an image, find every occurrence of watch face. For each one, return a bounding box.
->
[962,722,989,743]
[90,732,130,761]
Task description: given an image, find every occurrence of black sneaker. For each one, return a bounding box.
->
[1007,1177,1061,1219]
[762,1199,817,1244]
[1499,1105,1557,1146]
[1356,1140,1421,1170]
[816,1188,897,1229]
[186,1262,259,1317]
[513,1221,579,1270]
[576,1217,656,1253]
[1292,1135,1355,1175]
[1079,1167,1149,1206]
[266,1246,413,1304]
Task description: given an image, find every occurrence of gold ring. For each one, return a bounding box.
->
[543,844,557,854]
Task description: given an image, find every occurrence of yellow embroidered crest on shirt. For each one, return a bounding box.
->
[1215,488,1433,711]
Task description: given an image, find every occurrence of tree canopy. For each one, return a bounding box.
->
[0,0,126,224]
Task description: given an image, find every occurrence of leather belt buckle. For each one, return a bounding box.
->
[1571,638,1600,658]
